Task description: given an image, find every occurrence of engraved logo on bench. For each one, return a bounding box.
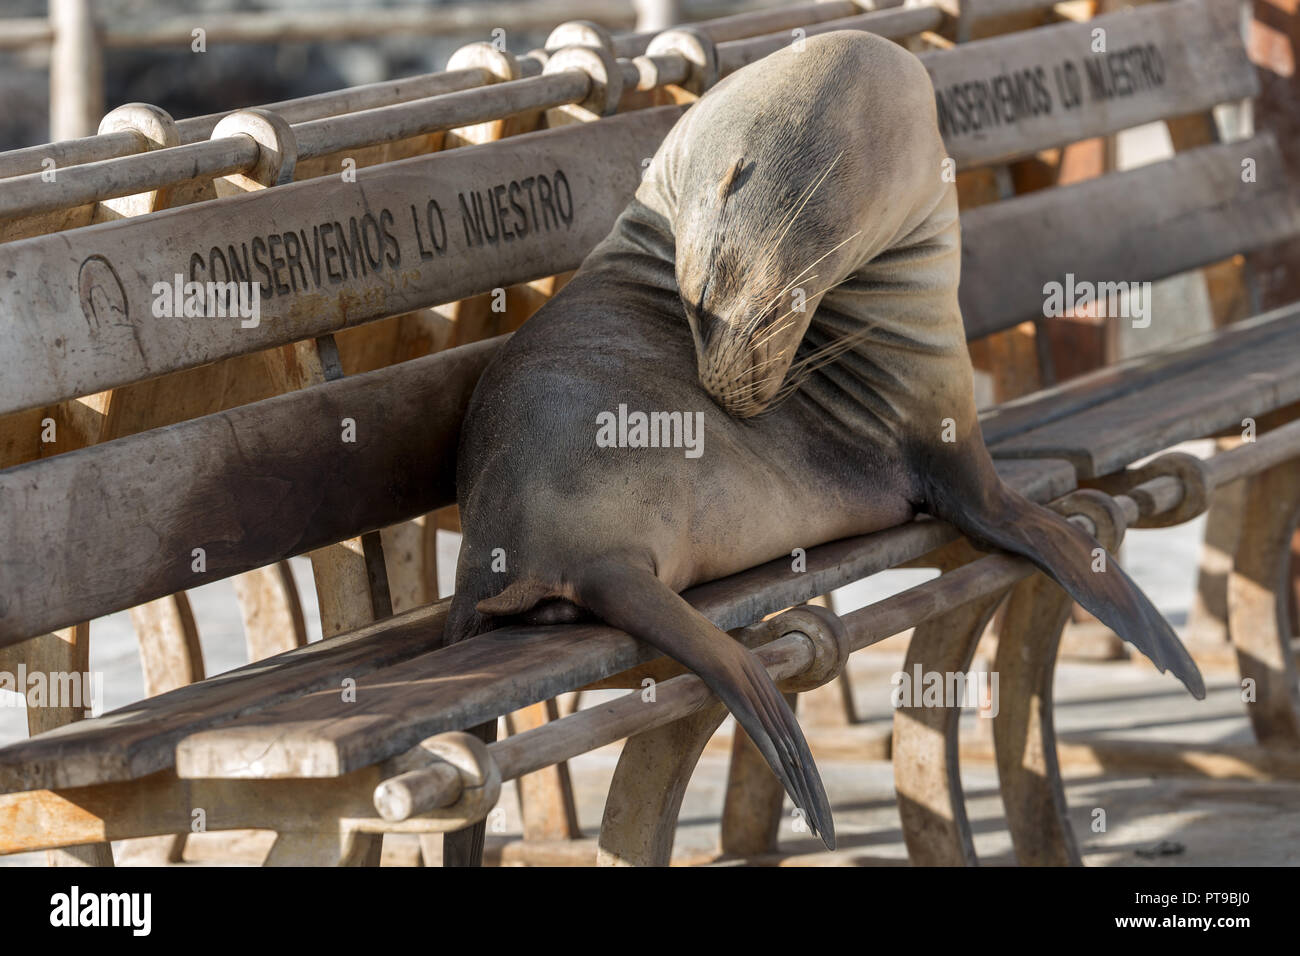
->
[178,169,576,303]
[77,254,128,333]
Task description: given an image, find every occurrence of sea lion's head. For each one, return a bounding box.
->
[674,140,862,418]
[651,31,951,419]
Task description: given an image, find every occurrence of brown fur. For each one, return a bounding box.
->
[443,32,1203,865]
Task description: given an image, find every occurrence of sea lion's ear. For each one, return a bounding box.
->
[717,156,745,203]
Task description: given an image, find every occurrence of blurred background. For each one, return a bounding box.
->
[0,0,775,150]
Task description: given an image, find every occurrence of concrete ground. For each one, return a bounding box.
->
[3,439,1297,867]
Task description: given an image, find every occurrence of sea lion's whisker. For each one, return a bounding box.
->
[748,316,800,351]
[702,224,861,378]
[745,225,865,332]
[735,160,851,329]
[769,149,844,255]
[776,229,863,302]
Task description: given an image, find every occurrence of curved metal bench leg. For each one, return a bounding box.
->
[719,693,797,857]
[597,702,728,866]
[892,542,1006,866]
[992,573,1081,865]
[1229,460,1300,746]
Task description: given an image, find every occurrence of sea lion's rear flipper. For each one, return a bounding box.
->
[575,563,837,850]
[925,451,1205,700]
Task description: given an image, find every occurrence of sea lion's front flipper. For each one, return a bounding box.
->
[575,563,836,850]
[925,447,1205,700]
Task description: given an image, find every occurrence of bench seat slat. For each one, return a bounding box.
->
[0,459,1074,791]
[0,603,445,793]
[167,460,1073,782]
[989,305,1300,476]
[981,305,1300,446]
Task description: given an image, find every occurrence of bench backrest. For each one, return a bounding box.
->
[2,0,1296,649]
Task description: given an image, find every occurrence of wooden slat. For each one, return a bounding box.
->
[0,315,1077,648]
[959,135,1300,340]
[920,0,1257,169]
[0,460,1074,792]
[0,603,448,792]
[991,313,1300,476]
[0,107,681,416]
[980,304,1300,447]
[168,462,1073,781]
[0,337,499,646]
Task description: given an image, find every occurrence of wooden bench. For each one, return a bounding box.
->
[899,0,1300,864]
[2,0,1298,867]
[0,0,955,866]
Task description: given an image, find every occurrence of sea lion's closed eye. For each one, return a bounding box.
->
[716,156,746,203]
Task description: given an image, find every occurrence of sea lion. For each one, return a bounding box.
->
[444,31,1204,863]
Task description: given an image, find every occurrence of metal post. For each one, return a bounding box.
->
[634,0,681,31]
[50,0,104,141]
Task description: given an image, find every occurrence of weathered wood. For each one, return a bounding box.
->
[2,466,1078,822]
[920,0,1257,169]
[0,339,496,646]
[892,542,1008,866]
[991,311,1300,477]
[1229,460,1300,745]
[960,136,1300,340]
[596,702,728,866]
[0,460,1067,793]
[1186,461,1245,647]
[0,603,447,792]
[49,0,103,141]
[123,593,204,866]
[172,485,1077,785]
[954,0,1061,43]
[380,518,437,614]
[0,767,386,856]
[486,639,811,787]
[991,571,1081,865]
[190,118,388,866]
[7,112,196,868]
[131,594,204,698]
[2,633,812,855]
[0,108,679,415]
[232,563,309,661]
[9,624,115,867]
[981,305,1300,448]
